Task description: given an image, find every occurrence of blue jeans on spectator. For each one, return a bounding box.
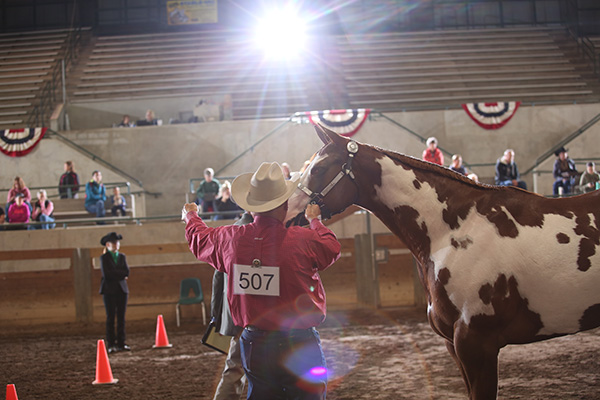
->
[86,200,106,224]
[497,179,527,190]
[553,178,575,196]
[28,214,56,230]
[112,205,126,217]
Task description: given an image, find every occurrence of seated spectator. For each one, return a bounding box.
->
[7,176,32,211]
[449,154,467,175]
[0,205,5,231]
[192,99,221,122]
[495,149,527,190]
[85,170,107,224]
[553,147,578,196]
[30,189,55,230]
[118,115,134,127]
[579,161,600,193]
[214,181,242,220]
[110,186,127,217]
[422,137,444,165]
[58,161,80,199]
[7,193,30,230]
[195,168,221,214]
[136,109,158,126]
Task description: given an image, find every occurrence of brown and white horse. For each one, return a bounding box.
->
[286,125,600,400]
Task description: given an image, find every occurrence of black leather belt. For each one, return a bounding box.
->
[244,325,314,333]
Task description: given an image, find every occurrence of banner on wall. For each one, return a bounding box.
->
[0,127,47,157]
[301,109,371,137]
[167,0,218,25]
[461,102,521,130]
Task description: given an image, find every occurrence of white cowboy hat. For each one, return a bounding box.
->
[231,162,299,213]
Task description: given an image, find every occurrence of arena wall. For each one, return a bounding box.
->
[5,102,596,216]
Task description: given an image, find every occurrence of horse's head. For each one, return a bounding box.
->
[285,124,361,226]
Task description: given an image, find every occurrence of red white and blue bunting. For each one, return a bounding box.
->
[303,109,371,137]
[0,127,47,157]
[462,102,521,130]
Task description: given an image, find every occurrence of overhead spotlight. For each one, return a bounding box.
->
[254,7,307,60]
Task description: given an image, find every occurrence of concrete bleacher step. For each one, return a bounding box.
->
[0,102,31,109]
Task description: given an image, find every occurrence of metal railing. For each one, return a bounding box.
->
[1,210,244,230]
[27,26,88,128]
[0,182,131,200]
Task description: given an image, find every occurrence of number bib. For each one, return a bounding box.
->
[233,264,280,296]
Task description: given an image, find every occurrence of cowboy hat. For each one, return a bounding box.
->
[554,146,568,156]
[231,162,299,213]
[100,232,123,246]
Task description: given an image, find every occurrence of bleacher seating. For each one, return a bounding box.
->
[65,27,600,121]
[338,27,599,110]
[0,30,71,128]
[52,196,135,226]
[70,30,315,120]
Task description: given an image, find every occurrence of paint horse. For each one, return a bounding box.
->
[286,125,600,400]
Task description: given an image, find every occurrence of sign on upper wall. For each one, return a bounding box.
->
[167,0,218,25]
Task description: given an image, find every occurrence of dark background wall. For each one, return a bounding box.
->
[0,0,596,37]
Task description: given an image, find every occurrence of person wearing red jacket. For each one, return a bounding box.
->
[183,162,341,400]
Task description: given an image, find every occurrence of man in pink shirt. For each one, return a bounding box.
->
[183,162,341,400]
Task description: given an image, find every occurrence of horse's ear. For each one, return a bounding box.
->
[314,124,347,147]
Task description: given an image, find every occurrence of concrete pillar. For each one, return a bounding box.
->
[72,248,93,323]
[354,233,380,308]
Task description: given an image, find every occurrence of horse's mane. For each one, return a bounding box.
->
[369,143,501,191]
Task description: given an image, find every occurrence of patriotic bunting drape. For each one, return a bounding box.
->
[462,102,520,130]
[0,127,47,157]
[303,109,371,137]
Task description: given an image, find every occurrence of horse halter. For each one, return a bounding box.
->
[297,140,359,220]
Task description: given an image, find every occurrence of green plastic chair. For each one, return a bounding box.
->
[175,277,206,327]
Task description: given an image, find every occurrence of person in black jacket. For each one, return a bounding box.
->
[58,161,80,199]
[99,232,130,353]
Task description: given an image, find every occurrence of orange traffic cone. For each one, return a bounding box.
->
[6,384,18,400]
[92,339,118,385]
[152,314,173,348]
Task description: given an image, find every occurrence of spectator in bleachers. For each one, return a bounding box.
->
[449,154,467,175]
[110,186,127,217]
[195,167,221,215]
[30,189,55,230]
[579,161,600,193]
[85,170,107,224]
[495,149,527,190]
[214,181,242,220]
[136,109,158,126]
[7,193,30,230]
[58,161,80,199]
[118,115,134,127]
[7,176,31,210]
[0,205,5,230]
[422,137,444,165]
[553,147,578,196]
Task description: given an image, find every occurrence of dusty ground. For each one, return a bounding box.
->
[1,307,599,400]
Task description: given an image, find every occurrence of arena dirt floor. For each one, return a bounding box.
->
[1,307,599,400]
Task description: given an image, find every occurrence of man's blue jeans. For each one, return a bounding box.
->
[85,200,106,224]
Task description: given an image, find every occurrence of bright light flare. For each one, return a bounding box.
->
[254,8,307,59]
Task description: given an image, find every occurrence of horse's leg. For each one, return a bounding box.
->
[444,340,471,397]
[453,321,500,400]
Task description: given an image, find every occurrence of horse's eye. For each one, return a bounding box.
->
[311,167,322,175]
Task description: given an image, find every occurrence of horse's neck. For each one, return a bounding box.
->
[358,153,462,262]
